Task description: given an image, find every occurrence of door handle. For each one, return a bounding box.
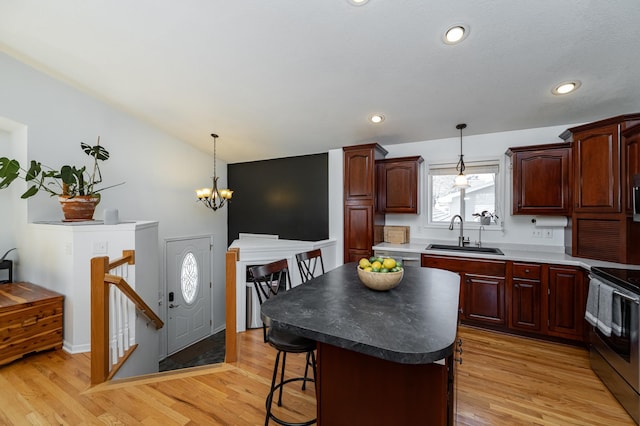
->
[169,303,180,309]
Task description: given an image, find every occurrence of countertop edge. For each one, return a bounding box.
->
[263,318,455,364]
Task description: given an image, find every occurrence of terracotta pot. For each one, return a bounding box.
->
[58,195,100,222]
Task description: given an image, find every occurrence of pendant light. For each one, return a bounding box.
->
[195,133,233,211]
[454,123,470,189]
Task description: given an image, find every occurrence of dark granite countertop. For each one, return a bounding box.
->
[259,263,461,364]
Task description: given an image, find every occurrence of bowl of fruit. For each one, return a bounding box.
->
[357,256,404,291]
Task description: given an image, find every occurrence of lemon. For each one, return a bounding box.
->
[359,258,371,269]
[371,260,382,270]
[382,258,396,270]
[364,266,373,272]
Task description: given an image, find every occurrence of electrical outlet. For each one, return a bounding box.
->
[93,241,108,254]
[544,228,553,238]
[531,229,542,238]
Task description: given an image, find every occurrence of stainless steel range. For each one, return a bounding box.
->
[589,266,640,424]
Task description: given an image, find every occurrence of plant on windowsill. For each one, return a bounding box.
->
[472,210,499,225]
[0,137,124,221]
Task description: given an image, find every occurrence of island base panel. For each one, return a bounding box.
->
[317,342,451,426]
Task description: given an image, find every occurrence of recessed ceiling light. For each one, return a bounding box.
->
[347,0,369,5]
[552,81,581,95]
[369,114,385,124]
[443,24,469,44]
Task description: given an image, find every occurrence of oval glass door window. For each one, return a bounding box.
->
[181,252,199,304]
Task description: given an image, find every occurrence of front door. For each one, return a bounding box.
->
[166,236,212,355]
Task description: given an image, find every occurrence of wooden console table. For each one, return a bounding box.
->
[0,282,64,366]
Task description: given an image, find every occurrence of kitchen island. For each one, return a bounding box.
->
[260,263,461,425]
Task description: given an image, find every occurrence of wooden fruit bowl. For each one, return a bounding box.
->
[357,267,403,291]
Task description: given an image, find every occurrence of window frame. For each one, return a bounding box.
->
[426,159,503,228]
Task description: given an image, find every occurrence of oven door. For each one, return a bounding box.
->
[590,279,640,393]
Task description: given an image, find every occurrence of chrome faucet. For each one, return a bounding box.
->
[449,215,468,247]
[476,225,485,248]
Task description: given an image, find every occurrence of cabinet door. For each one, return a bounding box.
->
[376,157,422,214]
[510,262,543,333]
[344,148,376,201]
[512,148,571,215]
[344,204,373,261]
[463,274,505,326]
[548,266,586,341]
[511,278,542,332]
[625,127,640,214]
[573,125,620,213]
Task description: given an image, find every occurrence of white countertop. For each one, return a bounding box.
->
[373,239,640,271]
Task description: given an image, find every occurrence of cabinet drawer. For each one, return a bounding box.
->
[422,254,505,276]
[512,263,541,280]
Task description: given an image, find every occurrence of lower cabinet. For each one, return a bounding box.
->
[548,265,586,340]
[421,255,506,327]
[510,262,543,332]
[422,254,587,343]
[464,274,506,326]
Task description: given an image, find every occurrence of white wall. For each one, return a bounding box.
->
[382,125,580,249]
[0,129,15,257]
[0,53,228,353]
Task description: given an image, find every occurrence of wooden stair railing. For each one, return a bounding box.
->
[91,250,164,385]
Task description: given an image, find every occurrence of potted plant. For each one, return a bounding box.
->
[473,210,499,225]
[0,137,123,221]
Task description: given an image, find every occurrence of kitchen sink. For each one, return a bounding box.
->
[426,244,504,255]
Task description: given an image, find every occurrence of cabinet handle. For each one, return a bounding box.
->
[525,269,530,273]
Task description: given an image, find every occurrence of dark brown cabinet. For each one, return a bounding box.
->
[343,144,387,263]
[421,254,506,328]
[560,113,640,264]
[376,156,423,214]
[507,143,572,216]
[547,265,586,341]
[422,254,588,343]
[509,262,543,332]
[572,124,621,213]
[624,123,640,215]
[464,274,506,326]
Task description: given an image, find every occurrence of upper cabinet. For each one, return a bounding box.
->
[376,156,424,214]
[343,144,388,263]
[560,113,640,264]
[623,123,640,215]
[507,143,572,216]
[571,123,621,213]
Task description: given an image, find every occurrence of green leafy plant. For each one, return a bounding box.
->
[0,137,123,199]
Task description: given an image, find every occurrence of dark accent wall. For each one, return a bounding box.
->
[227,153,329,243]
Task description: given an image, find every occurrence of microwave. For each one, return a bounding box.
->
[634,174,640,222]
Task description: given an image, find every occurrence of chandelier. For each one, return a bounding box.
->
[195,133,233,211]
[453,123,470,189]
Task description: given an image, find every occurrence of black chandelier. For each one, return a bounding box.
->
[195,133,233,211]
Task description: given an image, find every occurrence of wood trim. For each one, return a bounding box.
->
[105,344,138,381]
[90,256,110,385]
[103,275,163,329]
[107,250,135,270]
[225,248,239,363]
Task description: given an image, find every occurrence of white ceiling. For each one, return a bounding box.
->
[1,1,640,163]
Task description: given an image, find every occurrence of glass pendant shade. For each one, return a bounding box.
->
[454,172,470,188]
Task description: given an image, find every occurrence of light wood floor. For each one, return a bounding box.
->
[0,326,634,425]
